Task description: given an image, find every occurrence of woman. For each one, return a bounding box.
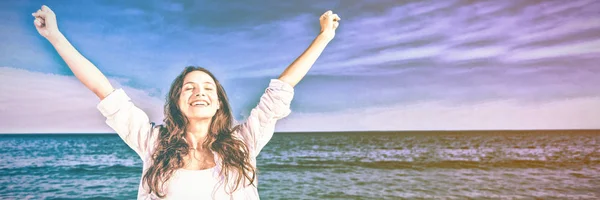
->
[32,4,340,200]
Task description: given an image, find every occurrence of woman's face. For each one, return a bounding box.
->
[178,70,220,121]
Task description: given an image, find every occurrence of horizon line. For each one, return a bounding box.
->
[1,129,599,135]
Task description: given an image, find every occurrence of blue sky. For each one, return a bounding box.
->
[1,0,600,132]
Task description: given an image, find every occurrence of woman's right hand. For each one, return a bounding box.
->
[32,5,61,42]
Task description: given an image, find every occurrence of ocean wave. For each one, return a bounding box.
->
[47,197,118,200]
[0,164,140,177]
[66,164,141,174]
[1,154,140,170]
[260,159,600,170]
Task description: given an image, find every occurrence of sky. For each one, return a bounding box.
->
[1,0,600,133]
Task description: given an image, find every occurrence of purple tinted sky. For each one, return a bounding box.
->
[1,0,600,132]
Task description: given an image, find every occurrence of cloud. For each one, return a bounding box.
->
[2,67,600,133]
[276,97,600,132]
[0,67,164,133]
[503,40,600,62]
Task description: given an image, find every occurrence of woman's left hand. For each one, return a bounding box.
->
[319,10,340,41]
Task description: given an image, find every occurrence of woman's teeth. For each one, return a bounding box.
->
[191,102,208,107]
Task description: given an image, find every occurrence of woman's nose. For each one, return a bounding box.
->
[194,89,206,96]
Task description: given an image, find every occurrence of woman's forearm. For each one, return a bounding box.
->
[278,33,331,87]
[50,33,114,100]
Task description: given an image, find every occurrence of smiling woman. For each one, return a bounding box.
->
[32,4,340,200]
[140,66,265,199]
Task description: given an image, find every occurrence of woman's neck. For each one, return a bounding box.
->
[185,119,211,149]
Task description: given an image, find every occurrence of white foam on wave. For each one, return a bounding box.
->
[1,154,140,169]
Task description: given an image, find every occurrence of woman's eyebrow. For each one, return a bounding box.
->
[183,81,215,86]
[202,81,215,86]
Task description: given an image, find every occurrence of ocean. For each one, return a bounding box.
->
[1,131,599,199]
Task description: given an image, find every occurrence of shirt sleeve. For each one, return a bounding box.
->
[97,88,157,160]
[237,79,294,157]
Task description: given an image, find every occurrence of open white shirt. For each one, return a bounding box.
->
[97,79,294,200]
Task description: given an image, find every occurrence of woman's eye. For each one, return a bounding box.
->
[205,88,213,91]
[185,88,193,91]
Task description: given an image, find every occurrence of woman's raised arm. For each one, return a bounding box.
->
[34,5,157,159]
[236,10,341,157]
[278,10,341,87]
[33,5,114,100]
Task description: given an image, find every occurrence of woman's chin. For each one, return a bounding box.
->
[186,113,215,121]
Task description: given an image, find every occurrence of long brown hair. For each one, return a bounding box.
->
[142,66,256,198]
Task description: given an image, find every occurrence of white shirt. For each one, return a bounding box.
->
[97,79,294,199]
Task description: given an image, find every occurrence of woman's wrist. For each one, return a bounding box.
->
[316,32,334,43]
[48,31,65,46]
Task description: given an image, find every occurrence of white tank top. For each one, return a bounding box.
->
[164,167,226,199]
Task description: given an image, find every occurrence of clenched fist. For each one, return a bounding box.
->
[32,5,61,42]
[319,10,341,41]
